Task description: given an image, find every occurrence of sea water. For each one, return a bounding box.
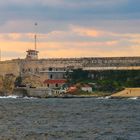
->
[0,97,139,140]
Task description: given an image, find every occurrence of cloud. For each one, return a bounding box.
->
[0,0,140,26]
[71,26,101,37]
[0,0,140,35]
[0,0,140,59]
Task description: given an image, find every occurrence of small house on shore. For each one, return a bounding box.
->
[67,86,78,93]
[81,85,92,93]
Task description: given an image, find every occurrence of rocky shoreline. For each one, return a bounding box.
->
[0,87,140,99]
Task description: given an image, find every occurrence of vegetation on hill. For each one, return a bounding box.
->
[66,69,140,93]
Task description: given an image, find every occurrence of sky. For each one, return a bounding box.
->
[0,0,140,60]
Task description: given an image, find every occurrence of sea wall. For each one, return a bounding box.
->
[26,88,50,98]
[13,88,28,97]
[13,87,57,98]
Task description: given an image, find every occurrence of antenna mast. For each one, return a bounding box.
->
[34,34,37,51]
[34,22,38,51]
[0,48,1,61]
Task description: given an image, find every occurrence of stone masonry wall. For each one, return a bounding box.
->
[82,57,140,67]
[0,60,20,76]
[0,57,140,88]
[0,56,140,78]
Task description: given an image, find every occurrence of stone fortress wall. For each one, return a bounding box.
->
[0,56,140,87]
[19,58,82,80]
[0,60,20,76]
[83,57,140,67]
[20,57,140,76]
[0,56,140,77]
[82,57,140,70]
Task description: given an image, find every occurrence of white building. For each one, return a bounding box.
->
[81,85,92,92]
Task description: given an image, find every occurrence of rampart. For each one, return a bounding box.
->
[0,56,140,77]
[0,56,140,89]
[20,57,140,73]
[0,60,20,76]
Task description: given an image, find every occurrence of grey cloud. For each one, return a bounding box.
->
[0,0,140,33]
[0,0,140,21]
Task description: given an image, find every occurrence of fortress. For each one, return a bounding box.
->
[0,49,140,88]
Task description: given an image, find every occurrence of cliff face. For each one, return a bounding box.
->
[22,75,43,87]
[0,74,16,95]
[0,76,3,94]
[0,74,43,95]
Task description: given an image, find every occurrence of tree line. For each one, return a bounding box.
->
[66,69,140,92]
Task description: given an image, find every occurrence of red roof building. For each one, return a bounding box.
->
[44,79,66,84]
[67,86,77,93]
[43,79,67,88]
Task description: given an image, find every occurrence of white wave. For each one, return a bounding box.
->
[96,97,104,99]
[23,96,37,99]
[97,96,111,99]
[104,96,111,99]
[0,95,37,99]
[0,95,19,99]
[128,97,138,100]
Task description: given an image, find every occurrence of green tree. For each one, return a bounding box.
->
[66,69,89,84]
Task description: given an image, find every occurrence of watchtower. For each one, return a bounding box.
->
[26,49,39,60]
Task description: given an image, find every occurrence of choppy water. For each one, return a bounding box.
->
[0,97,140,140]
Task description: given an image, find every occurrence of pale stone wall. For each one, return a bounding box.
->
[0,60,20,77]
[82,57,140,67]
[20,58,82,73]
[19,57,140,77]
[20,58,82,81]
[0,57,140,87]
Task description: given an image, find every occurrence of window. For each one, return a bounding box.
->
[50,74,53,79]
[49,67,53,71]
[56,84,58,87]
[35,68,39,72]
[47,84,49,87]
[22,68,25,73]
[28,68,31,72]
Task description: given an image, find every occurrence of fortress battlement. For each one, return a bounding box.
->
[0,55,140,88]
